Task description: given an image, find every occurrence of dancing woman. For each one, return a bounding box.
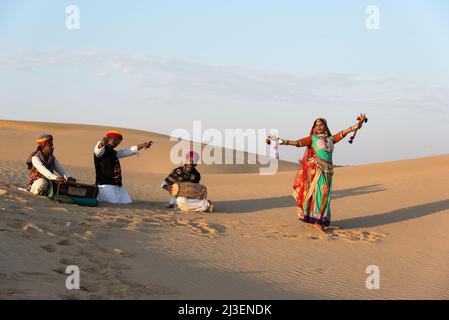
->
[278,118,364,232]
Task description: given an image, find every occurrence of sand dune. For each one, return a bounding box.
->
[0,119,297,174]
[1,119,448,299]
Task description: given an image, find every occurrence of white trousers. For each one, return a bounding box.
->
[30,178,50,195]
[176,196,210,212]
[162,180,210,212]
[97,185,133,204]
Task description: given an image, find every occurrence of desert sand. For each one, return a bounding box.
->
[1,119,448,299]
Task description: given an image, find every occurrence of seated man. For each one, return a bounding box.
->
[26,134,76,195]
[94,130,152,204]
[161,151,213,212]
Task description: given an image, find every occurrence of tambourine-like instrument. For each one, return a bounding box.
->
[349,113,368,144]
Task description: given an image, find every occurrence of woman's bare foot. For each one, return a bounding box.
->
[312,222,325,232]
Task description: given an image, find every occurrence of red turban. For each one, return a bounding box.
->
[185,150,200,164]
[106,130,123,141]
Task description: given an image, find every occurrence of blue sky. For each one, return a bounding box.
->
[2,0,449,78]
[1,1,448,164]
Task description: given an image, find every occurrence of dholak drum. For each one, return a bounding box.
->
[170,182,207,200]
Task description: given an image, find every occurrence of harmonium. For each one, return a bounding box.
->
[50,181,99,207]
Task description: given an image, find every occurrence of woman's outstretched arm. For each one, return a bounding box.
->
[333,123,362,143]
[279,136,312,147]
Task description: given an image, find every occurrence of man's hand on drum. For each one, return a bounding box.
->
[162,182,171,192]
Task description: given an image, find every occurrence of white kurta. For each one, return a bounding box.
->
[94,141,139,204]
[30,156,71,195]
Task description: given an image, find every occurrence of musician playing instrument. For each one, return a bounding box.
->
[26,133,76,195]
[161,151,213,212]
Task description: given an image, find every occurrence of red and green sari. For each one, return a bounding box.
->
[292,121,347,227]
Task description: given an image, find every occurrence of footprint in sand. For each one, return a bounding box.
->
[172,216,225,236]
[326,227,387,243]
[82,230,94,240]
[266,231,281,239]
[79,281,100,293]
[19,271,45,276]
[118,218,134,223]
[59,257,78,266]
[68,223,89,234]
[22,223,44,234]
[189,221,217,235]
[23,206,36,212]
[16,197,29,204]
[283,234,299,239]
[52,267,66,275]
[0,288,25,296]
[57,239,74,246]
[141,217,164,226]
[0,188,8,196]
[142,220,163,228]
[113,249,123,256]
[208,223,226,234]
[7,219,27,229]
[41,244,59,253]
[124,217,144,231]
[51,207,69,213]
[190,220,227,236]
[45,227,71,238]
[107,222,125,228]
[0,272,16,280]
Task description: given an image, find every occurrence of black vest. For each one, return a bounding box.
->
[94,147,122,186]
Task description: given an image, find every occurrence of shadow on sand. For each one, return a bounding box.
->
[334,199,449,229]
[215,184,386,214]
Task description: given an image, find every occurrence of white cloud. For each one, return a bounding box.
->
[94,71,107,77]
[1,49,448,165]
[1,48,448,115]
